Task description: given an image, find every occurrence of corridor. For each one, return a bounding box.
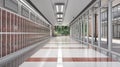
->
[20,36,120,67]
[1,0,120,67]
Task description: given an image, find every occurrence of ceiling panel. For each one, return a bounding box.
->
[27,0,92,26]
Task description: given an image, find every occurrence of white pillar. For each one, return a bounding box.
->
[98,0,101,47]
[86,13,89,45]
[83,16,85,42]
[81,17,83,42]
[50,25,52,37]
[108,0,112,52]
[79,19,81,40]
[91,8,95,45]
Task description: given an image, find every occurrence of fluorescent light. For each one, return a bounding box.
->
[58,19,63,22]
[56,5,59,12]
[57,14,63,18]
[57,14,60,17]
[60,14,63,18]
[61,5,64,12]
[55,3,64,22]
[55,3,64,12]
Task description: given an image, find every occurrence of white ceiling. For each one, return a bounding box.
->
[28,0,92,26]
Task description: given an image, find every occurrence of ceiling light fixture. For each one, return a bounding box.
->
[55,3,64,12]
[57,19,63,22]
[57,14,60,18]
[60,14,63,17]
[61,5,64,12]
[57,14,63,18]
[56,5,59,12]
[57,13,63,18]
[54,3,65,23]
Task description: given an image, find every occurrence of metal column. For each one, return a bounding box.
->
[78,20,80,40]
[83,16,85,42]
[79,19,81,40]
[81,17,83,42]
[50,25,52,37]
[108,0,112,54]
[86,13,89,46]
[91,9,95,45]
[98,0,101,47]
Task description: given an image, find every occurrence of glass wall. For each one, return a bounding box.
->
[70,12,89,45]
[101,0,109,49]
[70,0,120,58]
[84,13,89,44]
[111,0,120,54]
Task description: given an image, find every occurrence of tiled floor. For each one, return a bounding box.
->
[19,36,120,67]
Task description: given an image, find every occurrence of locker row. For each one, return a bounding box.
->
[0,8,50,58]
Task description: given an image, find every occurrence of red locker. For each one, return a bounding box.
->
[23,19,26,32]
[15,15,18,32]
[2,34,7,57]
[6,12,11,55]
[20,17,22,32]
[18,34,21,50]
[18,17,22,32]
[7,12,10,32]
[7,34,11,54]
[21,18,24,32]
[11,14,15,53]
[20,34,22,49]
[14,34,18,51]
[14,15,18,51]
[24,34,27,47]
[17,16,20,50]
[23,34,25,48]
[11,14,14,32]
[24,20,27,32]
[11,34,15,53]
[18,17,21,32]
[2,10,6,32]
[1,10,7,57]
[21,18,23,49]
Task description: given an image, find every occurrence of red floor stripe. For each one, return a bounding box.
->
[25,58,57,62]
[25,57,115,62]
[63,58,114,62]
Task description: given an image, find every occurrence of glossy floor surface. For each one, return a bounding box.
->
[19,36,120,67]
